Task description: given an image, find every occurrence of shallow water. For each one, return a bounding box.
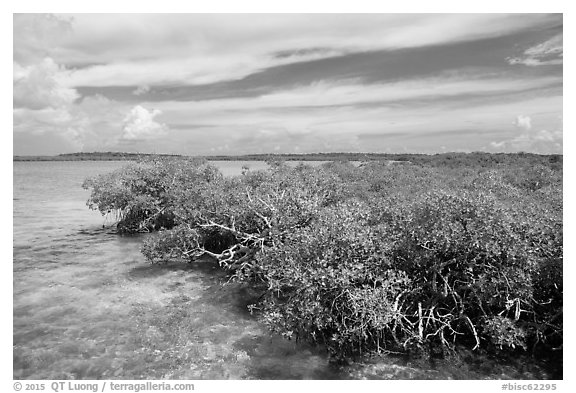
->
[13,161,549,380]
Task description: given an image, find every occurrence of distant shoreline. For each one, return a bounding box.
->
[12,151,562,162]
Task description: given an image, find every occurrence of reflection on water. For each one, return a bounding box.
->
[13,161,548,380]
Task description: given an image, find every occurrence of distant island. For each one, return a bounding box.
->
[13,151,419,162]
[13,152,182,161]
[13,151,562,167]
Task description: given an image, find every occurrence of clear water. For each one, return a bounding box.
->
[13,161,548,380]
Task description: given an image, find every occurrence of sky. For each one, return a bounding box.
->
[12,13,563,156]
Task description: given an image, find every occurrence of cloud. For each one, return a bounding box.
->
[14,106,84,151]
[14,14,78,112]
[507,33,563,66]
[70,95,128,148]
[13,58,79,110]
[490,115,562,154]
[55,13,560,88]
[12,55,124,152]
[62,50,353,88]
[13,56,101,152]
[490,129,562,154]
[532,129,562,143]
[14,94,127,152]
[132,85,150,96]
[514,115,532,131]
[13,14,89,151]
[525,33,563,57]
[146,81,561,155]
[13,14,563,155]
[59,14,558,61]
[153,74,560,124]
[121,105,168,141]
[14,14,73,65]
[12,14,159,152]
[14,107,74,132]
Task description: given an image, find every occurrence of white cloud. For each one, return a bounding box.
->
[12,15,160,152]
[514,115,532,131]
[12,14,563,155]
[12,53,126,152]
[59,14,556,60]
[508,58,562,67]
[533,129,561,143]
[154,75,561,124]
[14,94,127,151]
[13,107,84,150]
[13,58,79,110]
[62,50,351,88]
[507,33,563,66]
[490,129,562,154]
[121,105,168,141]
[525,33,563,57]
[54,13,559,87]
[14,14,73,65]
[132,85,150,96]
[13,107,74,132]
[490,115,562,154]
[147,80,561,155]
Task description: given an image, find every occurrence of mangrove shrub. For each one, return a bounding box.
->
[83,155,562,364]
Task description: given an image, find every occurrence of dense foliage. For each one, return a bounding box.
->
[84,154,562,367]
